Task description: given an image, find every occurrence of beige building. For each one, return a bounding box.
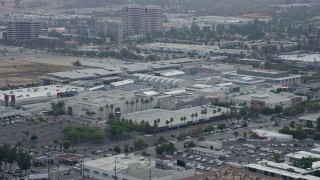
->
[62,90,158,120]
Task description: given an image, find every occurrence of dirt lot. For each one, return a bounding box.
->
[0,59,77,87]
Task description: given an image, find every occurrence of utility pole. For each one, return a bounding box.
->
[114,157,117,179]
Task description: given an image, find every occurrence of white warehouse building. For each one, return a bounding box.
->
[0,85,85,106]
[83,154,194,180]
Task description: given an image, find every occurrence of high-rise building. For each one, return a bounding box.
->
[6,21,41,40]
[122,4,163,38]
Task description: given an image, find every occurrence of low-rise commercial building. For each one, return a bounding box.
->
[222,92,306,110]
[0,85,84,106]
[299,113,320,128]
[63,90,157,119]
[225,68,301,85]
[250,129,293,141]
[285,151,320,167]
[122,106,229,129]
[83,154,194,180]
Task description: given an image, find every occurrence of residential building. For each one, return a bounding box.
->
[7,21,41,40]
[122,4,163,38]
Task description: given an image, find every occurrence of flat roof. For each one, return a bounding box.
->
[122,106,229,128]
[232,93,292,104]
[84,154,152,172]
[285,151,320,160]
[252,129,292,138]
[279,54,320,62]
[159,70,185,77]
[0,85,84,101]
[245,163,316,180]
[299,113,320,122]
[110,79,135,87]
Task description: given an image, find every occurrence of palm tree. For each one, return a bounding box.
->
[85,111,90,118]
[145,99,150,110]
[233,131,239,139]
[140,99,144,110]
[125,101,129,115]
[213,109,217,117]
[153,120,158,140]
[150,97,154,109]
[191,114,194,122]
[135,99,139,112]
[242,132,247,138]
[201,110,204,119]
[130,100,135,113]
[236,114,241,124]
[15,141,22,151]
[99,107,104,119]
[204,109,207,118]
[105,104,109,121]
[217,107,221,115]
[53,140,59,150]
[92,112,96,119]
[195,113,198,122]
[184,117,186,124]
[170,117,174,127]
[110,104,114,115]
[180,117,184,127]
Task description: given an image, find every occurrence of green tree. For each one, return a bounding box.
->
[203,126,215,133]
[16,152,31,176]
[6,148,17,172]
[313,133,320,140]
[73,60,81,66]
[184,141,196,149]
[156,136,167,145]
[217,107,221,115]
[114,145,121,154]
[30,134,38,142]
[63,140,71,150]
[317,117,320,132]
[242,132,247,138]
[123,144,129,153]
[0,144,10,171]
[273,153,280,163]
[134,138,148,150]
[233,131,239,139]
[217,123,226,130]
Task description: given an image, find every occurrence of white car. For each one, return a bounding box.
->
[201,158,206,162]
[188,156,194,159]
[209,160,214,164]
[205,167,211,171]
[196,157,202,161]
[182,154,187,158]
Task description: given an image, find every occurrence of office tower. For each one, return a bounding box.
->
[7,21,41,40]
[122,4,163,38]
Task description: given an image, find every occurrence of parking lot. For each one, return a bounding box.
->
[163,140,318,175]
